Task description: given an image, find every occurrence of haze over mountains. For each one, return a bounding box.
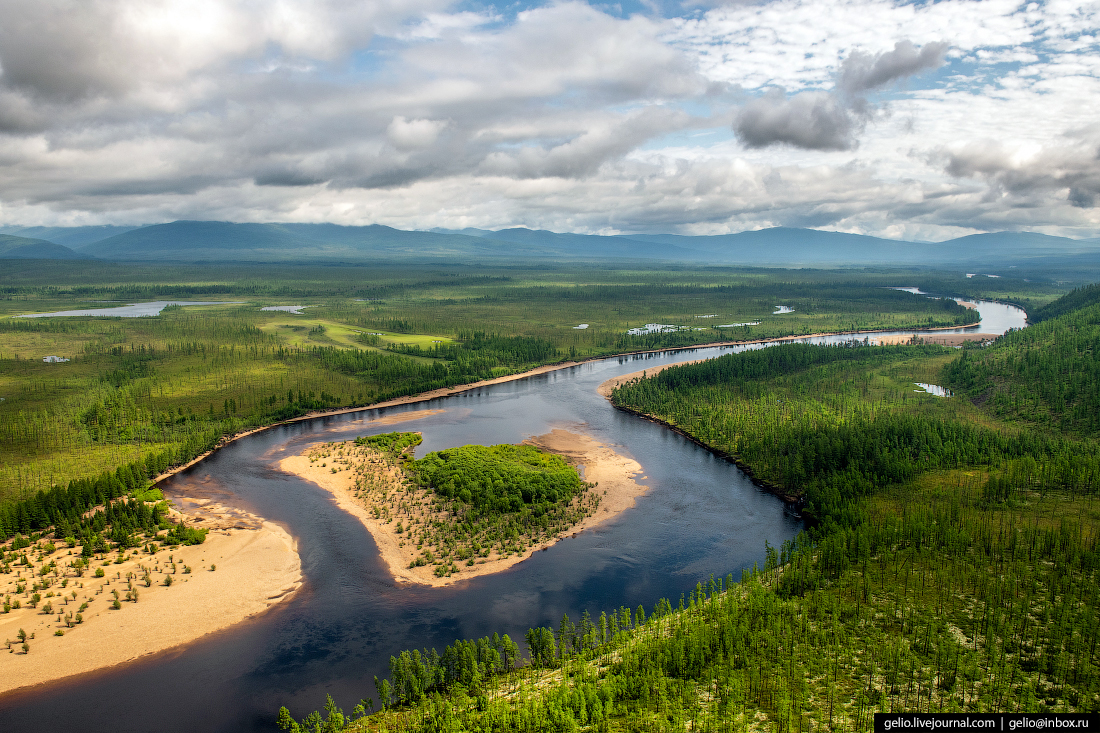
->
[2,221,1098,269]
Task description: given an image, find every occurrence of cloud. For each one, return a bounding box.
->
[838,41,948,95]
[0,0,441,104]
[734,40,946,151]
[387,117,449,150]
[735,89,864,151]
[478,107,693,179]
[0,0,1097,240]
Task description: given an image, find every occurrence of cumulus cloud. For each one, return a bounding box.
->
[838,41,948,95]
[387,117,449,150]
[736,89,864,151]
[734,40,946,151]
[479,107,693,179]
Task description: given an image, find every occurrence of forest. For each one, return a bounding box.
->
[276,282,1099,731]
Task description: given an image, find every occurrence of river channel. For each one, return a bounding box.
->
[0,299,1026,732]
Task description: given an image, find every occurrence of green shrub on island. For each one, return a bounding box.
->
[354,431,422,456]
[165,522,207,546]
[409,443,585,513]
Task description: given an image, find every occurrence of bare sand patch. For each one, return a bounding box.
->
[597,362,704,398]
[278,428,645,588]
[0,511,300,695]
[281,364,584,425]
[358,408,446,426]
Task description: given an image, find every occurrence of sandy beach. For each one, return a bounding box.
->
[597,362,705,398]
[279,427,646,587]
[0,507,301,695]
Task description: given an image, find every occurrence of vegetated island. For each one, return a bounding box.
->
[0,486,300,695]
[279,428,645,586]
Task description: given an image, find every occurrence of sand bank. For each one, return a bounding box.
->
[597,362,704,398]
[285,363,584,421]
[278,428,646,588]
[0,509,300,695]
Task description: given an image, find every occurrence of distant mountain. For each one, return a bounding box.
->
[0,234,86,259]
[0,225,140,249]
[20,220,1099,267]
[80,221,552,262]
[944,232,1099,261]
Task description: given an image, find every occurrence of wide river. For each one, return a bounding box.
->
[0,299,1025,732]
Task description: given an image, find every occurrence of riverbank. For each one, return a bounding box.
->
[0,507,300,695]
[278,427,646,587]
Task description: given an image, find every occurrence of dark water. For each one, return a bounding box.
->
[0,299,1024,731]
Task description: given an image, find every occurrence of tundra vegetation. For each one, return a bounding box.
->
[278,284,1100,731]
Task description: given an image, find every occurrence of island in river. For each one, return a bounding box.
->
[279,427,647,587]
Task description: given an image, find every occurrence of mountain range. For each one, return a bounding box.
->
[1,220,1098,269]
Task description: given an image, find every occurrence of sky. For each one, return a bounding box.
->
[0,0,1098,240]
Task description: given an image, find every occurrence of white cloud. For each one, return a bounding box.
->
[387,117,449,150]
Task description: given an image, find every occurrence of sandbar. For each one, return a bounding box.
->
[0,506,301,696]
[278,428,646,587]
[597,361,704,398]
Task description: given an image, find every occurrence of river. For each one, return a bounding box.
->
[0,298,1025,731]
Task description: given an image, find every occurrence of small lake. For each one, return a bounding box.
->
[914,383,953,397]
[261,306,312,314]
[0,297,1026,732]
[16,301,241,318]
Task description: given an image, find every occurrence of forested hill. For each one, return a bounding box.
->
[1028,282,1100,323]
[945,285,1100,436]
